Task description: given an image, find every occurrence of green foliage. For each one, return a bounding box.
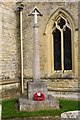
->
[59,99,80,112]
[2,98,80,119]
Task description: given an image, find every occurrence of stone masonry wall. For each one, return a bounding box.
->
[23,2,78,78]
[22,2,79,99]
[78,2,80,94]
[0,2,2,100]
[1,2,20,80]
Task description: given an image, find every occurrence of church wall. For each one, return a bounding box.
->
[1,2,79,99]
[78,2,80,96]
[0,2,2,100]
[22,2,79,99]
[1,2,20,80]
[23,2,78,77]
[0,2,21,98]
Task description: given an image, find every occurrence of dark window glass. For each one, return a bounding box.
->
[53,29,61,70]
[63,27,72,70]
[58,17,66,29]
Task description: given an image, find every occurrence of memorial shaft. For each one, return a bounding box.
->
[33,10,40,81]
[29,7,42,81]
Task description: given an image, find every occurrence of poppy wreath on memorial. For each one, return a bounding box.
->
[33,92,44,101]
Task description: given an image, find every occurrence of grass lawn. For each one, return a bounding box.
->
[2,98,80,119]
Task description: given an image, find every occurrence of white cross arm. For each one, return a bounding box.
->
[28,6,42,16]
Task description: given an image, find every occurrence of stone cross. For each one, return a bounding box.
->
[29,6,42,81]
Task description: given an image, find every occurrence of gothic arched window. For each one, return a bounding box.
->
[44,8,77,77]
[52,16,72,71]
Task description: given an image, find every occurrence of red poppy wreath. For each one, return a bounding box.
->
[33,92,44,101]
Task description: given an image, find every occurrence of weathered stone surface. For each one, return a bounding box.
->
[1,80,20,99]
[1,2,20,80]
[61,111,80,119]
[48,91,79,100]
[19,95,59,111]
[28,81,48,99]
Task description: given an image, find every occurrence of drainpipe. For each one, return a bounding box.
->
[19,4,24,94]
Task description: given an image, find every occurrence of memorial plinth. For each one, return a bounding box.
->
[19,6,59,111]
[19,94,59,111]
[27,81,48,100]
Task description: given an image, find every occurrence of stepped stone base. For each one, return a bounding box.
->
[19,95,59,111]
[19,81,59,111]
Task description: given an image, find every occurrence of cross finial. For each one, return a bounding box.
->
[28,6,42,16]
[28,6,42,24]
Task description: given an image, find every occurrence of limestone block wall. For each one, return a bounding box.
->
[1,80,20,99]
[22,2,78,78]
[0,2,2,100]
[78,2,80,95]
[21,2,79,99]
[1,2,20,80]
[0,2,21,98]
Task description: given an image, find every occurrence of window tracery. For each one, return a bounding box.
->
[44,9,76,77]
[52,15,72,71]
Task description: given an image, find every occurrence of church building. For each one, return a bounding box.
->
[0,1,79,99]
